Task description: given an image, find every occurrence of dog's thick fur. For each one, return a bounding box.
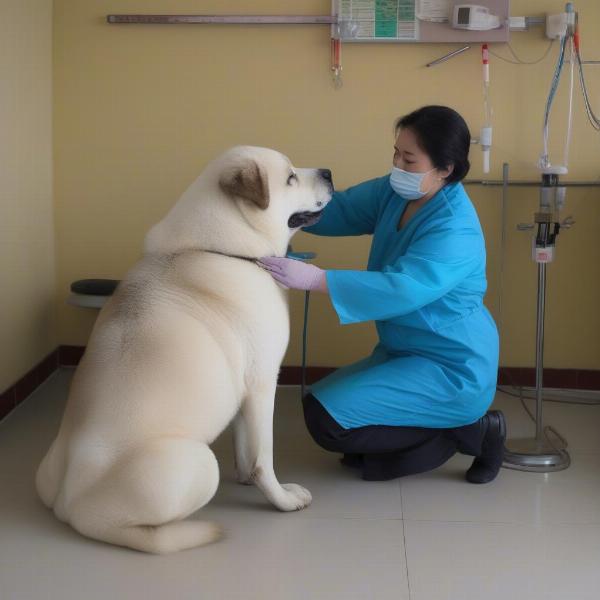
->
[36,146,332,554]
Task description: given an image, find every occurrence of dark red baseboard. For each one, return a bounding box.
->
[0,349,59,421]
[55,346,600,390]
[276,366,336,385]
[497,367,600,390]
[58,345,86,366]
[1,345,599,423]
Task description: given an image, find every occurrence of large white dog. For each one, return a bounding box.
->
[36,146,333,554]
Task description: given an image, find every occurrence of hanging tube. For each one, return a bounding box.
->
[481,44,492,174]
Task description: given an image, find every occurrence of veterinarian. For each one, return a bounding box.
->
[259,105,505,484]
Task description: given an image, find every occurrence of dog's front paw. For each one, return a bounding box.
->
[235,470,254,486]
[275,483,312,511]
[234,457,255,486]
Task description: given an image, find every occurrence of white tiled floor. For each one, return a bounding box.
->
[1,369,599,600]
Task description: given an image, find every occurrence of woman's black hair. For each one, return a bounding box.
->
[395,105,471,184]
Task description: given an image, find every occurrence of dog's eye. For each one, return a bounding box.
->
[287,172,298,186]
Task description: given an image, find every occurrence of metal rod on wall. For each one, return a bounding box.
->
[107,15,337,25]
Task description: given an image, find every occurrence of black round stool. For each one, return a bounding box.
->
[67,279,120,309]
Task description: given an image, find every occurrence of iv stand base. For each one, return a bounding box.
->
[503,438,570,472]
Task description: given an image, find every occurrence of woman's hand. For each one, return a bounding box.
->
[258,257,328,293]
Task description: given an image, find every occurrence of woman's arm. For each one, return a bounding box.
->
[326,218,483,324]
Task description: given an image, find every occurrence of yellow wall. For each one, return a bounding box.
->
[0,0,56,391]
[54,0,600,370]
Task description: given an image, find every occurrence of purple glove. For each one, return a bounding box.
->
[258,257,328,292]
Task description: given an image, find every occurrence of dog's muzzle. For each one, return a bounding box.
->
[287,210,324,229]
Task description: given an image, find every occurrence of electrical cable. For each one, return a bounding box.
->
[499,384,598,467]
[300,290,310,400]
[497,369,572,456]
[563,35,575,167]
[541,35,567,167]
[576,46,600,130]
[488,40,554,65]
[497,383,571,472]
[498,385,600,406]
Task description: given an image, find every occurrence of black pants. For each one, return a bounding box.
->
[302,393,486,481]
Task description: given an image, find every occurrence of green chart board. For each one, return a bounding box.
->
[335,0,509,43]
[338,0,417,40]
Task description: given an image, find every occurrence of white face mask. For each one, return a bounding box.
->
[389,166,436,200]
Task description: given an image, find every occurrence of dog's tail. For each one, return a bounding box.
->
[82,520,224,554]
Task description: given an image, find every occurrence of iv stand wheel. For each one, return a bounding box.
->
[503,438,570,472]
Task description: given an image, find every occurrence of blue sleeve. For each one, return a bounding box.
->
[325,218,484,325]
[302,177,387,237]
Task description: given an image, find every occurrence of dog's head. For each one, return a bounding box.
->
[145,146,333,258]
[217,146,333,233]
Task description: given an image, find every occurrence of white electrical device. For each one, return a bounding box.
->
[545,12,568,40]
[452,5,501,31]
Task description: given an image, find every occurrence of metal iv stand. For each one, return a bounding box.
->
[503,170,572,472]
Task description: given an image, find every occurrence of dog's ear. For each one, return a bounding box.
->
[219,160,270,210]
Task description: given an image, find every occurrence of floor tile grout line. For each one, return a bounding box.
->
[398,479,413,600]
[399,517,600,526]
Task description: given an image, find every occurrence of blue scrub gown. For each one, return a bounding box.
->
[304,176,499,430]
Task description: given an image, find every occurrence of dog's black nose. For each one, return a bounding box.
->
[319,169,332,182]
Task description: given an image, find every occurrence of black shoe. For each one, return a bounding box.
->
[466,410,506,484]
[339,453,364,469]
